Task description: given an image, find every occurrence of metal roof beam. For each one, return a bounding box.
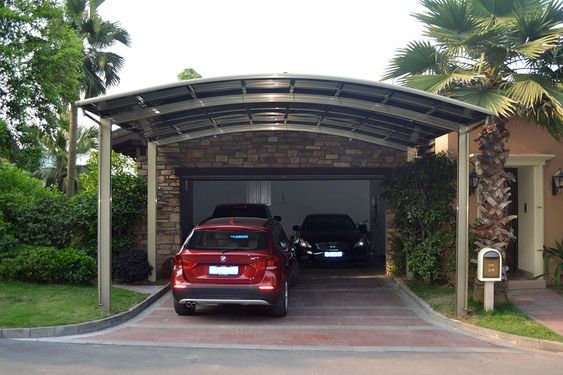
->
[153,123,408,151]
[110,93,463,132]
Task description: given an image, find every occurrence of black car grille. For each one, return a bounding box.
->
[316,242,350,250]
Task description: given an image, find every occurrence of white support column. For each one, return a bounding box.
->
[456,127,470,317]
[147,142,157,282]
[98,118,112,312]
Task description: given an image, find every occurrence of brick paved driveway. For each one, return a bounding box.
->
[72,268,506,352]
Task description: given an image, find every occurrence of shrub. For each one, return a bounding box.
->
[0,246,95,284]
[0,160,76,248]
[112,248,153,283]
[385,153,456,283]
[72,152,146,257]
[0,212,18,252]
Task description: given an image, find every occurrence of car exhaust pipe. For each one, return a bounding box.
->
[185,301,197,308]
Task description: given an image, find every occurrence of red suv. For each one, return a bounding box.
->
[171,217,297,317]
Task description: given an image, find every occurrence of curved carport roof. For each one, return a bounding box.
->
[77,74,494,318]
[77,73,493,151]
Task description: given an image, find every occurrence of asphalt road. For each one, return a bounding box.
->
[1,339,562,375]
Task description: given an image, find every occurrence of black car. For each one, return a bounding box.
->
[292,214,370,265]
[211,204,281,221]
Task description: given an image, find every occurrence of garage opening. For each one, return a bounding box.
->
[179,169,387,269]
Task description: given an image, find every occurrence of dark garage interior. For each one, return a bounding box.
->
[179,171,387,263]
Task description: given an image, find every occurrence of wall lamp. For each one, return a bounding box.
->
[552,169,563,196]
[469,169,480,195]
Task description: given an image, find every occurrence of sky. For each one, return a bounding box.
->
[97,0,427,95]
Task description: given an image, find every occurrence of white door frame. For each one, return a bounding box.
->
[505,154,554,277]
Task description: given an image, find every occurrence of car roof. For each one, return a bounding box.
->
[196,217,271,231]
[214,203,268,208]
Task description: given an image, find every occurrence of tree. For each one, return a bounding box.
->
[177,67,202,81]
[38,114,98,191]
[0,0,83,172]
[65,0,131,196]
[385,0,563,278]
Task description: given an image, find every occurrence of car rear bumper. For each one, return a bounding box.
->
[173,285,283,306]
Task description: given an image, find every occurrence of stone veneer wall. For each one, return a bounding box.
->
[136,131,406,278]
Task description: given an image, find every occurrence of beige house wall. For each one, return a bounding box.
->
[435,118,563,276]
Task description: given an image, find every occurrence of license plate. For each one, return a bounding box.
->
[209,265,239,276]
[324,251,343,258]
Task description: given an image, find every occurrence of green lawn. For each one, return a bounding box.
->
[0,281,148,328]
[406,280,563,343]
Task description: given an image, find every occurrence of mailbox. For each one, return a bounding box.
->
[477,248,502,282]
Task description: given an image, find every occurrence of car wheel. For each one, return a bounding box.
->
[270,281,288,317]
[290,262,299,287]
[174,299,196,316]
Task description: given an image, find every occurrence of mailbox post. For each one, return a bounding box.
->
[477,248,502,311]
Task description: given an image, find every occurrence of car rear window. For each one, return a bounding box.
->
[186,230,268,250]
[212,205,268,218]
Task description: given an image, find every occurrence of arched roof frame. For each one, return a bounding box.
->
[77,73,493,151]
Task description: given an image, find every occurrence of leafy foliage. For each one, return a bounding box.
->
[112,248,153,283]
[72,152,146,256]
[0,246,96,285]
[385,153,457,283]
[0,159,76,248]
[65,0,131,99]
[538,238,563,289]
[0,0,82,127]
[0,154,146,261]
[177,67,202,81]
[0,0,82,175]
[38,115,98,191]
[385,0,563,139]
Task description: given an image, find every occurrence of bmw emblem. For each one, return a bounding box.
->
[220,255,227,263]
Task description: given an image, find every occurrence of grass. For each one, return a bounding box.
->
[406,280,563,343]
[0,281,148,328]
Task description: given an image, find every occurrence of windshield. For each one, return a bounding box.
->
[186,230,268,251]
[301,215,355,231]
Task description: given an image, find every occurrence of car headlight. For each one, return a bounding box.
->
[354,239,366,248]
[298,238,312,248]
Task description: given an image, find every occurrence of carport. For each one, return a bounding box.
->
[76,73,494,317]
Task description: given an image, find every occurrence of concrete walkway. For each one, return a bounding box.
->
[509,288,563,336]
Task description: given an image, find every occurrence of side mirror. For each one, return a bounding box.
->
[358,224,367,233]
[292,225,300,231]
[274,215,282,222]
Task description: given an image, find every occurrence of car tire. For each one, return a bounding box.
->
[174,299,196,316]
[270,281,288,317]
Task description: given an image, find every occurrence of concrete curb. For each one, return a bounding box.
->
[392,277,563,353]
[0,283,170,339]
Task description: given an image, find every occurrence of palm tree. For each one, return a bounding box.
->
[384,0,562,292]
[38,115,98,192]
[65,0,131,196]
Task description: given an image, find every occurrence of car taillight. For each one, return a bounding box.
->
[250,256,279,270]
[174,255,197,269]
[266,256,279,270]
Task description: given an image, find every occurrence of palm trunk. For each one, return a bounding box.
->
[472,119,516,302]
[66,104,78,197]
